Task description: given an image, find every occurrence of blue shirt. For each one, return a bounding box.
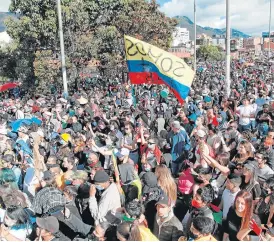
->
[171,129,191,162]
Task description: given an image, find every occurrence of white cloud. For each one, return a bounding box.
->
[160,0,273,36]
[0,0,11,12]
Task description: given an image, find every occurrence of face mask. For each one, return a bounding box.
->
[191,199,203,209]
[217,117,222,123]
[95,185,104,191]
[159,211,170,219]
[144,167,151,172]
[121,214,135,222]
[110,125,115,131]
[147,144,156,150]
[65,180,72,185]
[189,230,199,240]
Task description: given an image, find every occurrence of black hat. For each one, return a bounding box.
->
[94,170,109,183]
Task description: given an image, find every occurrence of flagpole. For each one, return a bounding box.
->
[225,0,231,97]
[194,0,197,74]
[57,0,68,96]
[268,0,272,60]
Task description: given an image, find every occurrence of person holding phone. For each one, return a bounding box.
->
[223,190,261,241]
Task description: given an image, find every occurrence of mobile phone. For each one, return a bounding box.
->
[251,219,262,236]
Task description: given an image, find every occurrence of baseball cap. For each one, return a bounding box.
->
[36,216,59,234]
[93,170,109,183]
[227,173,242,186]
[196,129,206,138]
[156,193,171,207]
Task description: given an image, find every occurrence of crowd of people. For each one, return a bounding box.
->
[0,59,274,241]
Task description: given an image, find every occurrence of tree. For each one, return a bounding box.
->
[197,45,224,61]
[3,0,177,92]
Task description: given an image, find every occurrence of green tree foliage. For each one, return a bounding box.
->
[197,45,224,61]
[3,0,177,92]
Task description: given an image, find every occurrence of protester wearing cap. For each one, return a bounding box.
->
[152,193,183,241]
[77,96,88,106]
[36,216,67,241]
[194,129,211,168]
[10,105,25,120]
[16,125,30,144]
[141,138,162,172]
[167,121,191,177]
[3,154,22,188]
[89,170,121,225]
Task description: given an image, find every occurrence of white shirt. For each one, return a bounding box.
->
[236,105,254,126]
[15,110,25,120]
[221,188,240,219]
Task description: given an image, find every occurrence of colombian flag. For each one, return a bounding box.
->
[124,35,195,103]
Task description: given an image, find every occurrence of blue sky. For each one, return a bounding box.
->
[1,0,273,36]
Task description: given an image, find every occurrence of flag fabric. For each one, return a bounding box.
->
[124,35,195,103]
[0,83,19,92]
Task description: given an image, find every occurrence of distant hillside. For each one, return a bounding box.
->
[0,12,15,32]
[175,16,250,39]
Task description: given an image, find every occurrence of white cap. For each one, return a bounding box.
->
[196,129,206,138]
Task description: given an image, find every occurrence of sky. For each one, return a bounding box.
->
[0,0,273,36]
[159,0,273,36]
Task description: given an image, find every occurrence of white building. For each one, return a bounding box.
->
[237,38,244,49]
[212,38,226,49]
[0,32,12,48]
[172,27,190,47]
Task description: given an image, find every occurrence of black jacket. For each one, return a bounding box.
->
[153,212,184,241]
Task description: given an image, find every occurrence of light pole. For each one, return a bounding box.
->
[268,0,272,60]
[225,0,231,97]
[57,0,68,96]
[194,0,197,74]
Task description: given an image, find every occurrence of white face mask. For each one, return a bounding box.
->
[148,144,156,150]
[110,125,115,131]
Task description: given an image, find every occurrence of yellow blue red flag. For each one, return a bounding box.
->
[124,35,195,103]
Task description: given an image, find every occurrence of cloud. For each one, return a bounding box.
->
[160,0,273,36]
[0,0,11,12]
